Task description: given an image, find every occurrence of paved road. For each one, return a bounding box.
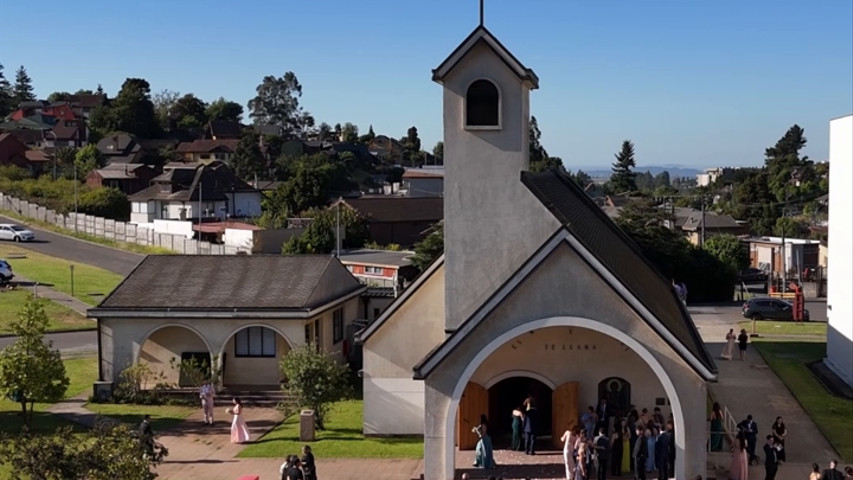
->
[0,214,142,276]
[0,329,97,356]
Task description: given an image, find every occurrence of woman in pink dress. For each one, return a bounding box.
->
[728,432,749,480]
[227,397,250,444]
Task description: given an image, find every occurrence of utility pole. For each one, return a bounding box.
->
[700,196,706,247]
[335,201,341,258]
[198,181,203,240]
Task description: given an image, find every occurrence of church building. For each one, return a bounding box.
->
[358,21,718,480]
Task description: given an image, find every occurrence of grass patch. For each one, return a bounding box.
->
[238,400,423,458]
[0,244,122,305]
[0,355,97,434]
[0,289,93,334]
[753,339,853,462]
[84,403,195,432]
[0,208,174,255]
[738,320,827,336]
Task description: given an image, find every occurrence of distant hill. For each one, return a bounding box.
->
[579,165,702,179]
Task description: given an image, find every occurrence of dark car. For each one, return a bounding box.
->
[742,298,810,321]
[739,268,768,283]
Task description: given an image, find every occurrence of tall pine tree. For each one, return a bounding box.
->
[12,65,36,105]
[610,140,637,193]
[0,63,14,117]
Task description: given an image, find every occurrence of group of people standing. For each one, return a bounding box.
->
[278,446,317,480]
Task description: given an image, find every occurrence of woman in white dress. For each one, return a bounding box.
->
[560,426,577,480]
[721,328,736,360]
[227,397,250,444]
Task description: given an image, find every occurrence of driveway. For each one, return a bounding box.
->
[0,214,142,276]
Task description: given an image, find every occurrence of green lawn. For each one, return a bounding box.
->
[0,289,94,334]
[0,244,123,305]
[753,339,853,462]
[84,403,196,432]
[738,320,828,336]
[0,356,97,434]
[0,208,174,255]
[239,400,423,458]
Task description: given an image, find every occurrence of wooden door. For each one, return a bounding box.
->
[552,382,579,449]
[457,381,488,450]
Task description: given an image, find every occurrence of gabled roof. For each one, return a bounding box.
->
[432,25,539,88]
[356,254,444,344]
[336,197,443,223]
[681,212,742,231]
[128,161,256,202]
[206,120,243,139]
[518,169,716,376]
[176,139,239,153]
[90,255,365,316]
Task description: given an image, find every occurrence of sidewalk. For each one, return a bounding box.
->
[689,306,839,480]
[10,276,91,317]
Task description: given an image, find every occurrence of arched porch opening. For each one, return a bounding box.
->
[487,375,553,447]
[442,316,687,480]
[218,324,293,387]
[137,324,211,387]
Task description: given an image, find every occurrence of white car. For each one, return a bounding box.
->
[0,223,35,242]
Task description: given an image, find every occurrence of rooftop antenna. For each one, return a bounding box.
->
[479,0,484,26]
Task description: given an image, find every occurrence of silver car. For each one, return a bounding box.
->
[0,223,35,242]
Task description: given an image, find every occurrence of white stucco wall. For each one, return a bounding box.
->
[222,334,290,385]
[138,326,209,386]
[441,40,561,331]
[153,219,195,238]
[826,114,853,386]
[223,228,255,251]
[362,264,446,435]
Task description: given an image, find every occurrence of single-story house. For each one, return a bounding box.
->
[88,255,366,389]
[86,163,159,195]
[333,196,443,247]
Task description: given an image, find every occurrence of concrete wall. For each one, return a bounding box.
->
[422,243,708,480]
[363,264,446,435]
[0,192,241,255]
[441,40,561,331]
[826,114,853,386]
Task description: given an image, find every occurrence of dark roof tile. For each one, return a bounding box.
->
[339,197,443,223]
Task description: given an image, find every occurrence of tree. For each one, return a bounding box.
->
[77,187,130,220]
[528,116,564,172]
[402,126,421,165]
[0,295,69,428]
[91,78,160,138]
[410,222,444,272]
[230,131,265,181]
[703,234,748,274]
[12,66,36,105]
[315,122,333,142]
[47,91,72,103]
[0,422,159,480]
[152,89,180,130]
[764,124,821,203]
[74,144,103,179]
[279,345,353,429]
[341,122,358,143]
[610,140,637,193]
[168,93,208,130]
[206,97,243,123]
[248,72,314,137]
[358,124,376,144]
[432,141,444,164]
[0,63,14,116]
[281,205,368,254]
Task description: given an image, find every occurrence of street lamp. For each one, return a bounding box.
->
[781,170,803,293]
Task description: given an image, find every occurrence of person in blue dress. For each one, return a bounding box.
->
[472,414,496,469]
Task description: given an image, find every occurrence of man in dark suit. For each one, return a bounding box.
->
[822,460,844,480]
[737,414,759,464]
[656,422,673,480]
[523,404,537,455]
[633,425,648,480]
[763,435,779,480]
[596,397,611,435]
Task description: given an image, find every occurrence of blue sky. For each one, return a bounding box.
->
[2,0,851,170]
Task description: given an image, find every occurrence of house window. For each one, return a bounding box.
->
[364,266,383,275]
[333,308,343,344]
[200,153,211,160]
[313,319,321,351]
[234,326,276,357]
[214,153,226,160]
[466,79,500,127]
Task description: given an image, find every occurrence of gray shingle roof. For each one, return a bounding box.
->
[520,169,716,376]
[94,255,363,311]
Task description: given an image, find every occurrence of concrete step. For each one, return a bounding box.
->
[213,388,296,408]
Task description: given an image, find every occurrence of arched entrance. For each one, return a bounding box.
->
[138,324,211,387]
[441,317,689,480]
[219,324,293,387]
[598,376,632,418]
[487,376,552,446]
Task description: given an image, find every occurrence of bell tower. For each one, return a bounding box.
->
[433,25,560,331]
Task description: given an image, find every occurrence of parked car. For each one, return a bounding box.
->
[739,267,768,283]
[742,297,810,321]
[0,223,35,242]
[0,259,13,286]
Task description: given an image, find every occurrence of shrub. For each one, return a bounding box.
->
[77,187,130,220]
[279,345,353,429]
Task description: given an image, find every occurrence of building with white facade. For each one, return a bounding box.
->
[825,114,853,387]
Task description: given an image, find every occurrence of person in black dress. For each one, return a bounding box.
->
[610,420,624,477]
[301,445,317,480]
[771,416,786,462]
